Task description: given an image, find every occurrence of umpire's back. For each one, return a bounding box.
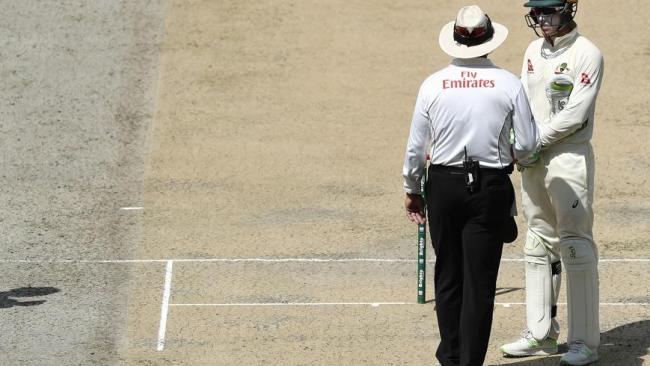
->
[401,5,539,366]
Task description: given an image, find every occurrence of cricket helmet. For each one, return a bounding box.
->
[524,0,578,37]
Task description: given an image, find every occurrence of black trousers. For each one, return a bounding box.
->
[425,166,515,366]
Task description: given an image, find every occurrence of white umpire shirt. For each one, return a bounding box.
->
[403,58,538,194]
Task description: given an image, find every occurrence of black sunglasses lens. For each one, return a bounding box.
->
[533,7,559,15]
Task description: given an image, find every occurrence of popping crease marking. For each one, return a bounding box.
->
[0,258,648,263]
[171,302,413,307]
[156,261,174,351]
[168,302,650,307]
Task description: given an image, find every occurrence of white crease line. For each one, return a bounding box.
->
[172,258,417,263]
[0,259,169,263]
[502,258,650,263]
[156,260,174,352]
[497,302,650,307]
[120,206,143,211]
[169,301,650,307]
[0,258,416,264]
[598,259,650,262]
[1,257,648,264]
[171,302,414,307]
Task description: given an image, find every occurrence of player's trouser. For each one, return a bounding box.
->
[521,142,600,349]
[426,165,514,366]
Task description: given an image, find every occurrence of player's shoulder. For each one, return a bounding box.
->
[574,34,603,59]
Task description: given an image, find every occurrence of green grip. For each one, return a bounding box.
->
[417,222,426,304]
[417,171,427,304]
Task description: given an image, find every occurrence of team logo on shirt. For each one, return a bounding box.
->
[527,59,534,73]
[554,62,569,74]
[580,72,591,85]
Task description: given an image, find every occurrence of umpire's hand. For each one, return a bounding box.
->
[405,193,426,224]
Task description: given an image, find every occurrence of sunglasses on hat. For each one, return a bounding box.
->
[453,14,495,46]
[454,23,489,38]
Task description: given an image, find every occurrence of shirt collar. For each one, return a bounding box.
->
[542,27,579,56]
[451,58,495,67]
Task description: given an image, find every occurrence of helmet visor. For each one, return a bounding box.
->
[527,7,564,26]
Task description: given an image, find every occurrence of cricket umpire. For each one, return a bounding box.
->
[402,6,538,365]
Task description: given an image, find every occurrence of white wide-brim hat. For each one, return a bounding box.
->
[439,5,508,59]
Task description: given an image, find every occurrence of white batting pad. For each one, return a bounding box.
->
[524,231,561,340]
[560,238,600,349]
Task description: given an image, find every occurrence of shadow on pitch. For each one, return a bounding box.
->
[429,287,523,307]
[495,287,523,297]
[0,287,60,308]
[491,320,650,365]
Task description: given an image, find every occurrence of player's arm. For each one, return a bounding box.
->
[519,46,532,95]
[539,46,604,148]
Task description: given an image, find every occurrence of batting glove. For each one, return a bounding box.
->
[516,151,541,172]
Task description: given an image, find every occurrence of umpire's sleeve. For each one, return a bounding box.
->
[403,83,431,194]
[511,84,539,160]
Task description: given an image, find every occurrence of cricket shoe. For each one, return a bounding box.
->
[500,329,558,357]
[559,340,598,365]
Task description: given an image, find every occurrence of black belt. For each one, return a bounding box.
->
[429,163,514,175]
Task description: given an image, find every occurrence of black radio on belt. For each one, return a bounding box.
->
[463,147,480,193]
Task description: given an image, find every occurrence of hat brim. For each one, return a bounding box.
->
[438,21,508,59]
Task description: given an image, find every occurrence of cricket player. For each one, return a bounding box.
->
[500,1,604,365]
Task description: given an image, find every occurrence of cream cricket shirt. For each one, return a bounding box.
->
[521,28,604,148]
[403,58,538,194]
